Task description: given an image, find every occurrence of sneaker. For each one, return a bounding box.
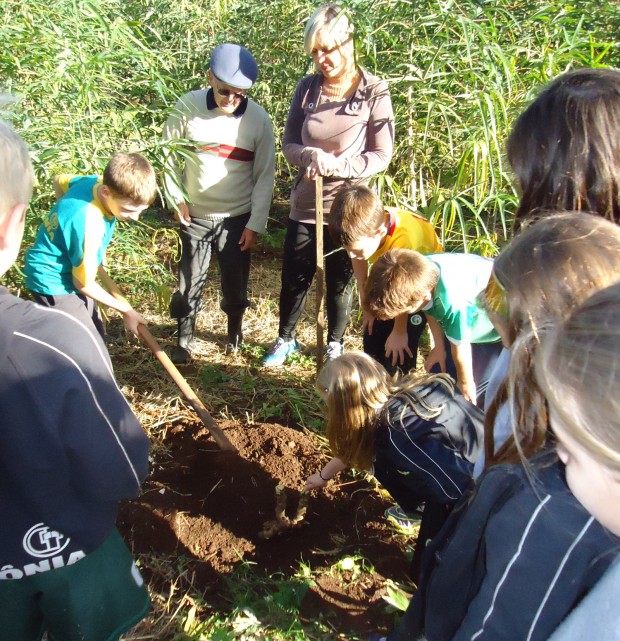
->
[262,338,300,367]
[325,341,344,361]
[385,504,423,529]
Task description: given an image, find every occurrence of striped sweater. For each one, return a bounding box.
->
[162,88,275,234]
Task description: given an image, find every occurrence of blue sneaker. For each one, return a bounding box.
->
[262,338,300,367]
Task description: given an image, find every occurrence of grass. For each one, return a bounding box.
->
[3,0,620,290]
[129,556,388,641]
[130,547,413,641]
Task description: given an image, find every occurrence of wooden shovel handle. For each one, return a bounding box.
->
[315,176,325,370]
[137,324,237,452]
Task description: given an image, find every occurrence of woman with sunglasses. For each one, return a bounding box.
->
[163,43,276,363]
[262,4,395,367]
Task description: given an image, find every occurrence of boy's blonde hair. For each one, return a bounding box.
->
[318,351,456,470]
[0,120,34,217]
[329,185,385,248]
[535,282,620,473]
[103,152,157,206]
[481,212,620,466]
[366,248,438,320]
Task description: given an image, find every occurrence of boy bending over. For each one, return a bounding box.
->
[24,152,157,338]
[0,122,151,639]
[367,248,502,406]
[329,185,442,374]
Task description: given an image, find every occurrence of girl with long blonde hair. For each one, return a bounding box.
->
[305,351,483,580]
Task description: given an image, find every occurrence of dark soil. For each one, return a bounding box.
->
[118,418,413,635]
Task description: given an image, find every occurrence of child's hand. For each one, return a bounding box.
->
[305,472,328,492]
[385,330,413,367]
[362,309,376,334]
[457,377,477,404]
[122,309,148,337]
[425,345,447,373]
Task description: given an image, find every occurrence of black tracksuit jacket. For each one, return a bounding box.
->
[0,289,149,579]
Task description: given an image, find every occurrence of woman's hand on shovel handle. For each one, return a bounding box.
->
[306,150,339,179]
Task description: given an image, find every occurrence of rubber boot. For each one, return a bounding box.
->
[171,316,196,364]
[169,290,192,319]
[225,313,244,355]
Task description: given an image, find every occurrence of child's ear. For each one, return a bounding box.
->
[0,203,27,248]
[100,185,111,199]
[422,290,433,304]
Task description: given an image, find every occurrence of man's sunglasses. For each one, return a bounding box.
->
[212,75,247,102]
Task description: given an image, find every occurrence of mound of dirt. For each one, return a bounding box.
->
[118,419,413,633]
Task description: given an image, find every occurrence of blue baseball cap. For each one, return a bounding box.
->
[209,43,258,90]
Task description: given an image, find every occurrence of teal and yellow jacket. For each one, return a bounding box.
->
[24,175,116,295]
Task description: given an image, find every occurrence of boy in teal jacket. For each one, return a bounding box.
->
[24,152,157,337]
[367,248,502,406]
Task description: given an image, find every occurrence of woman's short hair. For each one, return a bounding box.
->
[304,4,353,56]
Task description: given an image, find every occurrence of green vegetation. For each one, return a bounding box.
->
[3,0,620,274]
[2,1,620,638]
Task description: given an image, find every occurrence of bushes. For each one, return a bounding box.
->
[2,0,619,290]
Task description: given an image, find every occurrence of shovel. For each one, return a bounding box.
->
[138,324,237,452]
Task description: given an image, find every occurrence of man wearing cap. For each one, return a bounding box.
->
[163,43,276,362]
